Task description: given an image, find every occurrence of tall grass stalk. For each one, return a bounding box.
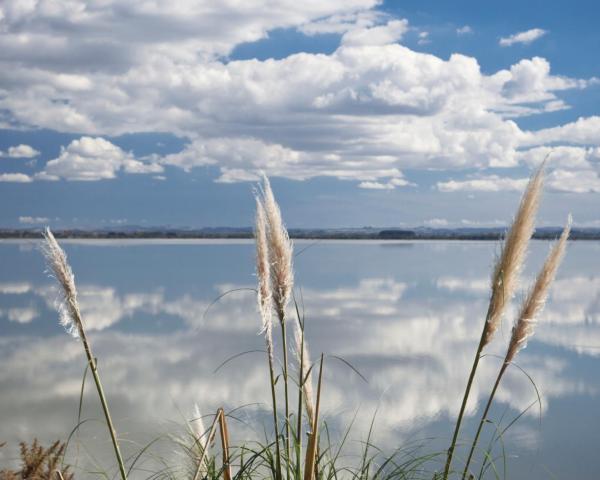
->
[261,175,294,477]
[442,164,544,479]
[304,354,324,480]
[218,408,232,480]
[42,228,128,480]
[192,409,222,480]
[295,320,306,480]
[461,217,571,479]
[255,198,283,480]
[294,310,316,480]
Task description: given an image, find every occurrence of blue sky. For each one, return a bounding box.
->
[0,0,599,228]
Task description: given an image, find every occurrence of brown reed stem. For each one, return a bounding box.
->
[304,354,324,480]
[218,409,232,480]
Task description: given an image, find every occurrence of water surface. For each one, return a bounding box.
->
[1,239,599,479]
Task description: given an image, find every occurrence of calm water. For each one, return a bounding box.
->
[1,239,599,479]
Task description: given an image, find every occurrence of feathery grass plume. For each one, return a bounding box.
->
[42,228,128,480]
[461,216,571,479]
[507,215,571,362]
[261,175,294,319]
[254,196,282,480]
[42,228,82,338]
[483,163,545,346]
[443,164,545,480]
[255,198,274,354]
[260,174,294,476]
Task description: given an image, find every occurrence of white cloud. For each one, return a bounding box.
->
[19,216,49,224]
[0,173,32,182]
[6,307,38,324]
[456,25,473,35]
[3,144,40,158]
[358,176,411,189]
[499,28,547,47]
[424,218,449,227]
[437,175,528,192]
[516,146,600,169]
[547,169,600,193]
[0,3,596,187]
[36,136,163,181]
[0,282,32,294]
[341,19,408,46]
[417,31,430,45]
[299,10,386,36]
[524,116,600,146]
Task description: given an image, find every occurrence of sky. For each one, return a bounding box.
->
[0,0,599,229]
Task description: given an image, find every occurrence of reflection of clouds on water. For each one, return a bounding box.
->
[1,242,599,478]
[0,282,33,294]
[0,306,39,323]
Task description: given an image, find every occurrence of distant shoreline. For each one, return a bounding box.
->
[2,227,598,240]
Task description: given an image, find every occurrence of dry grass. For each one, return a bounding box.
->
[506,215,571,362]
[483,163,545,347]
[0,439,73,480]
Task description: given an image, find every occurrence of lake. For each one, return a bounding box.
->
[1,239,599,479]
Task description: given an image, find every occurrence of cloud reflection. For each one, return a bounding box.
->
[0,242,599,478]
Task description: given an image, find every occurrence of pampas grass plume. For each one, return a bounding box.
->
[261,175,294,320]
[507,215,571,362]
[42,228,82,338]
[483,163,545,346]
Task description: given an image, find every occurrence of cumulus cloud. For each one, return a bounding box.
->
[358,177,411,189]
[35,136,163,181]
[0,2,597,189]
[456,25,473,35]
[546,169,600,193]
[1,144,40,158]
[423,218,449,227]
[0,282,32,294]
[299,10,386,36]
[341,19,408,46]
[0,173,32,182]
[523,116,600,146]
[5,307,39,323]
[19,216,49,224]
[499,28,548,47]
[417,31,430,45]
[437,175,528,192]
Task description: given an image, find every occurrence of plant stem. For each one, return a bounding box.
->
[296,325,305,480]
[461,362,508,480]
[280,310,291,480]
[303,355,324,480]
[77,321,128,480]
[218,409,232,480]
[443,329,486,480]
[192,410,221,480]
[268,345,283,480]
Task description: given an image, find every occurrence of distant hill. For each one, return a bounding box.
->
[1,226,598,240]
